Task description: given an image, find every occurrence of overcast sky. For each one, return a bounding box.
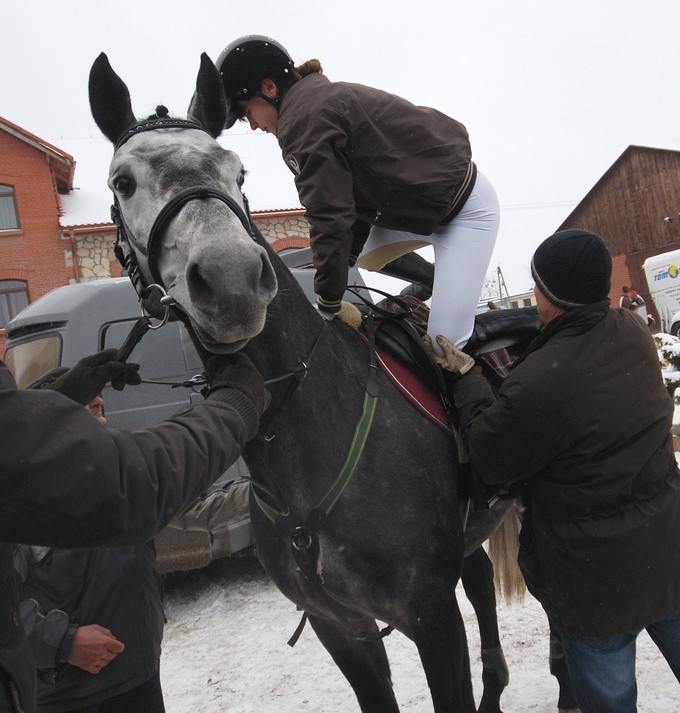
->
[3,0,680,294]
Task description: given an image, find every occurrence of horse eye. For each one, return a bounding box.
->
[237,170,246,188]
[113,175,135,196]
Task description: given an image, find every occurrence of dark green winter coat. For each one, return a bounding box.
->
[454,301,680,636]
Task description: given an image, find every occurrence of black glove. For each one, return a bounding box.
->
[43,349,141,405]
[204,353,270,417]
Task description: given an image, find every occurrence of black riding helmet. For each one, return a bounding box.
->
[216,35,294,127]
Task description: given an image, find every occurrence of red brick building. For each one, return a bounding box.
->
[0,117,77,346]
[558,145,680,320]
[0,116,309,353]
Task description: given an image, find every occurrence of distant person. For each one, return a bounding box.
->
[619,285,633,309]
[619,285,645,313]
[0,348,268,713]
[217,34,500,354]
[428,229,680,713]
[627,287,646,314]
[18,381,166,713]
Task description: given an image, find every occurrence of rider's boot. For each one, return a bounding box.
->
[378,252,435,300]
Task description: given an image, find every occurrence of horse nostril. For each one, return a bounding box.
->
[260,253,277,293]
[187,262,212,303]
[260,253,277,292]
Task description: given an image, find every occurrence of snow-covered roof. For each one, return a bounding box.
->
[50,130,303,229]
[0,115,76,193]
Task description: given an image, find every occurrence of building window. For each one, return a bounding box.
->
[0,185,20,231]
[523,298,532,307]
[0,280,29,329]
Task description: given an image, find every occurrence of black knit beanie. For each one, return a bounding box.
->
[531,229,612,309]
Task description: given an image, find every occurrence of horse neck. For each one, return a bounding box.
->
[244,252,327,383]
[243,249,368,427]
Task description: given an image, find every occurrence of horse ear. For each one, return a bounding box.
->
[187,53,228,138]
[88,53,136,144]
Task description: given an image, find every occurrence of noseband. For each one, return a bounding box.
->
[109,117,258,309]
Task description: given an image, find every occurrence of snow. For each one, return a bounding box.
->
[54,130,301,228]
[655,332,680,399]
[159,555,678,712]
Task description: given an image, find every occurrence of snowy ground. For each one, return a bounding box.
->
[159,554,678,713]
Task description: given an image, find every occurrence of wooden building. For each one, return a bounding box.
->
[558,145,680,319]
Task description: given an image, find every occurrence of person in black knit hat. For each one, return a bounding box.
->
[531,228,612,308]
[426,228,680,713]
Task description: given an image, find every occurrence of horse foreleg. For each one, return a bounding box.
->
[462,547,509,713]
[307,613,400,713]
[547,618,580,713]
[409,594,477,713]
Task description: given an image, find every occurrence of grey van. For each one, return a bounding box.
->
[4,248,367,573]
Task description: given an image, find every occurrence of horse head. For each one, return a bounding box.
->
[88,52,278,353]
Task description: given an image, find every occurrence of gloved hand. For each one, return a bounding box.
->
[315,300,363,328]
[204,352,270,417]
[43,349,141,405]
[337,301,363,329]
[423,334,475,375]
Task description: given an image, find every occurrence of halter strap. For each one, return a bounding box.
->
[146,185,256,287]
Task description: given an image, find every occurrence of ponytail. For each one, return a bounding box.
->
[294,59,323,79]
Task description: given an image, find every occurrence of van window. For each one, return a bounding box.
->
[101,320,203,429]
[4,335,62,388]
[102,320,191,379]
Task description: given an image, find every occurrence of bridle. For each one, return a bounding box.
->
[109,116,258,323]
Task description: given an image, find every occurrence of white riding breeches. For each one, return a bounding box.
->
[358,170,500,350]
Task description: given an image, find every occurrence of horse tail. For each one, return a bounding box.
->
[488,500,526,603]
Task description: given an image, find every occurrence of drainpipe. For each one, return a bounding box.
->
[68,230,82,283]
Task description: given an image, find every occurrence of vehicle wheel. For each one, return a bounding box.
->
[671,322,680,337]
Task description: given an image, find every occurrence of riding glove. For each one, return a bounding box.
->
[424,334,475,377]
[42,349,141,405]
[316,300,363,329]
[204,353,270,417]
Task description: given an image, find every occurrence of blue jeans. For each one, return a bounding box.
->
[560,612,680,713]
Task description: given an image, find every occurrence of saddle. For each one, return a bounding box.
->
[360,297,541,513]
[368,296,541,398]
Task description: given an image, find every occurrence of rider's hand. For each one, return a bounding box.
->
[337,301,362,329]
[42,349,141,405]
[424,335,475,376]
[204,353,270,417]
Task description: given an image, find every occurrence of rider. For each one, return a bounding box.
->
[216,35,500,352]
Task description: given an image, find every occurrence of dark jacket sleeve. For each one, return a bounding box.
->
[0,386,259,548]
[453,364,569,486]
[278,104,356,308]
